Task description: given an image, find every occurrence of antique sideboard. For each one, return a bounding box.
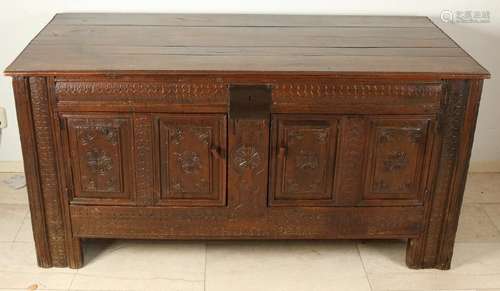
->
[5,13,489,269]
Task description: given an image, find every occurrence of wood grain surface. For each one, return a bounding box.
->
[4,13,489,78]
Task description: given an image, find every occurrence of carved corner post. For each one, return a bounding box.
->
[12,76,82,268]
[406,79,484,269]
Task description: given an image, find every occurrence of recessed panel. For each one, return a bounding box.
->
[270,115,338,206]
[363,117,434,204]
[63,114,134,205]
[155,114,227,206]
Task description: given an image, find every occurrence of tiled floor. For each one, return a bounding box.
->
[1,172,500,291]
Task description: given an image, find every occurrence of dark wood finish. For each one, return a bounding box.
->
[362,117,435,205]
[5,14,489,270]
[270,115,338,206]
[154,114,227,206]
[61,114,135,205]
[5,14,488,78]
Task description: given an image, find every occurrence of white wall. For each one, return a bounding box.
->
[1,0,499,170]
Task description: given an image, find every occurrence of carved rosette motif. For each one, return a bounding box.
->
[169,128,184,145]
[77,125,120,193]
[295,150,319,170]
[190,127,210,144]
[379,127,425,145]
[232,145,261,173]
[383,151,409,172]
[86,149,113,175]
[288,130,304,143]
[174,151,202,174]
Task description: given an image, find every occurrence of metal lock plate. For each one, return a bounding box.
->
[229,85,272,119]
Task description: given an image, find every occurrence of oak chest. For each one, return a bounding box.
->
[5,13,489,269]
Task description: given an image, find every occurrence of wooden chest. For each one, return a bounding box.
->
[5,13,489,269]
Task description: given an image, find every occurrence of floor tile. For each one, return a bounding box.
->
[483,204,500,231]
[15,213,34,242]
[70,240,205,291]
[0,242,75,290]
[455,204,500,242]
[205,240,371,291]
[0,173,28,205]
[464,173,500,204]
[0,203,28,242]
[375,289,477,291]
[359,241,500,290]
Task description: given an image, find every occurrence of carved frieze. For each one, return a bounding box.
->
[272,82,442,105]
[55,80,229,103]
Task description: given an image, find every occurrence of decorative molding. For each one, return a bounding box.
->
[336,118,367,198]
[55,80,228,103]
[273,82,442,104]
[134,115,154,205]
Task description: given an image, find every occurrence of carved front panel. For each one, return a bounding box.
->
[155,114,226,206]
[363,117,434,204]
[270,116,338,206]
[63,114,134,204]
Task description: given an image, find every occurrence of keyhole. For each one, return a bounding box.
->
[248,95,252,102]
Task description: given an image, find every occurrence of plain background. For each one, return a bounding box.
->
[0,0,498,171]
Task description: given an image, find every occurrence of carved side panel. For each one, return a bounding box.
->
[364,118,433,204]
[28,77,68,266]
[63,115,135,204]
[156,114,227,206]
[406,80,484,269]
[270,116,338,206]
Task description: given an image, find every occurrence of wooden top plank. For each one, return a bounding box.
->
[5,13,489,78]
[51,13,436,27]
[33,26,454,48]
